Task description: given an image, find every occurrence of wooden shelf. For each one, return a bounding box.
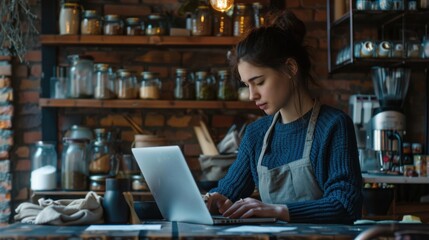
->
[40,35,240,46]
[363,173,429,184]
[39,98,257,109]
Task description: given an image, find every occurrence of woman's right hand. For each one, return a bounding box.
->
[205,192,233,215]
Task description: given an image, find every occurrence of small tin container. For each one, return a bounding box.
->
[89,175,107,191]
[132,174,148,191]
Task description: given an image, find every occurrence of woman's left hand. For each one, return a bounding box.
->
[222,198,290,222]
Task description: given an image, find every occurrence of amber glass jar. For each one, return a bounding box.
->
[104,14,124,35]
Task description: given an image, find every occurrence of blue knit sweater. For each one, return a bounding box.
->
[211,104,363,224]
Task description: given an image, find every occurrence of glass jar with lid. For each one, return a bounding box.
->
[89,175,107,191]
[30,141,58,191]
[59,1,81,35]
[125,17,144,36]
[217,70,237,100]
[116,69,138,99]
[94,63,116,99]
[103,14,124,35]
[89,128,117,176]
[81,10,102,35]
[252,2,266,28]
[174,68,195,100]
[67,54,94,98]
[131,174,148,191]
[213,11,232,36]
[233,3,252,37]
[139,71,162,100]
[61,137,90,190]
[192,5,212,36]
[195,71,217,100]
[145,14,167,36]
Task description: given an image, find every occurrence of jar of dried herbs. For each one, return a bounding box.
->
[174,68,195,100]
[81,10,101,35]
[217,70,237,100]
[103,14,123,35]
[195,71,216,100]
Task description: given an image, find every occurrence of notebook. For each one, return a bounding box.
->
[131,145,277,225]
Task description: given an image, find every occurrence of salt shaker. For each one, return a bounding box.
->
[102,178,130,224]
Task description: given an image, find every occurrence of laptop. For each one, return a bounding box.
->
[131,145,277,225]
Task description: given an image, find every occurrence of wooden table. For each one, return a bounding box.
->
[0,222,372,239]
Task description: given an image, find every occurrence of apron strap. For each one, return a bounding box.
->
[257,112,281,167]
[302,100,321,158]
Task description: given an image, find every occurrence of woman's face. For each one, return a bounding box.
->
[238,60,294,115]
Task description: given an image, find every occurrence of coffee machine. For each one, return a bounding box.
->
[368,67,411,173]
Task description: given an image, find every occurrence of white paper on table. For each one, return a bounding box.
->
[223,225,297,233]
[85,224,162,231]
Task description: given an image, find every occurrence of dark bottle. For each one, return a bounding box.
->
[102,178,130,224]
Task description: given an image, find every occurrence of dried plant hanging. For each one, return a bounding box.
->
[0,0,39,62]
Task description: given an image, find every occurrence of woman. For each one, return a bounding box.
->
[205,11,362,224]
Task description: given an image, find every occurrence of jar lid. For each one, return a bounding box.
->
[176,68,187,74]
[147,13,164,20]
[236,3,247,9]
[126,17,141,25]
[217,69,229,76]
[94,63,110,71]
[90,175,108,181]
[141,71,159,79]
[104,14,121,22]
[117,69,132,77]
[195,71,208,78]
[34,141,55,147]
[83,10,99,18]
[131,174,144,180]
[62,137,90,143]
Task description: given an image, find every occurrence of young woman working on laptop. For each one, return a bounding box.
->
[205,11,363,224]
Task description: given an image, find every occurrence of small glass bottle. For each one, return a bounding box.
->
[145,14,167,36]
[50,65,67,99]
[252,2,265,28]
[233,3,252,37]
[67,54,94,98]
[139,71,162,100]
[103,14,124,35]
[94,63,115,99]
[89,128,116,176]
[192,5,212,36]
[61,138,90,190]
[217,70,237,100]
[125,17,144,36]
[116,69,138,99]
[213,11,232,36]
[59,1,81,35]
[174,68,195,100]
[195,71,217,100]
[30,141,58,191]
[81,10,102,35]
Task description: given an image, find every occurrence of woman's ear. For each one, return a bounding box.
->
[285,58,299,76]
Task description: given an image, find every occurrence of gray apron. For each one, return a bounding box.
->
[257,101,323,204]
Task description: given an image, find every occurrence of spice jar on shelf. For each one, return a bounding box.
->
[131,174,148,191]
[139,71,161,100]
[89,128,117,176]
[213,11,232,36]
[195,71,217,100]
[145,13,167,36]
[103,14,124,35]
[217,69,237,100]
[30,141,58,191]
[125,17,144,36]
[192,5,212,36]
[116,69,138,99]
[233,3,252,37]
[94,63,115,99]
[174,68,195,100]
[81,10,102,35]
[59,1,81,35]
[61,137,90,190]
[67,54,94,98]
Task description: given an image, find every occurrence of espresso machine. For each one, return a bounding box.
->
[368,67,411,173]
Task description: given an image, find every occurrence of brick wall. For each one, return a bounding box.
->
[5,0,428,223]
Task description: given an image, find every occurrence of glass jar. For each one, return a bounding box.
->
[61,138,90,190]
[145,14,167,36]
[238,87,250,101]
[217,70,237,100]
[252,2,266,28]
[67,54,94,98]
[103,14,124,35]
[30,141,58,191]
[125,17,144,36]
[94,63,116,99]
[59,1,81,35]
[116,69,138,99]
[195,71,217,100]
[89,128,116,176]
[407,39,421,58]
[139,71,162,100]
[192,5,212,36]
[89,175,107,191]
[131,174,148,191]
[233,3,252,37]
[213,11,232,36]
[174,68,195,100]
[81,10,102,35]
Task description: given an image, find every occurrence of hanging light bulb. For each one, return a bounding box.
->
[210,0,234,12]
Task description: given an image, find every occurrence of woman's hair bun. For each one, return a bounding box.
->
[265,10,306,45]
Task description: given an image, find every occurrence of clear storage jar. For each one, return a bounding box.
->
[174,68,195,100]
[30,141,58,191]
[116,69,138,99]
[213,11,232,36]
[89,128,116,176]
[233,3,252,37]
[61,138,90,190]
[145,14,167,36]
[103,14,123,35]
[217,70,237,100]
[94,63,116,99]
[59,1,81,35]
[67,54,94,98]
[125,17,144,36]
[81,10,102,35]
[195,71,217,100]
[192,5,212,36]
[139,71,161,100]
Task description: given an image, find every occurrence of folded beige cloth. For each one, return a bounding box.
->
[15,191,104,225]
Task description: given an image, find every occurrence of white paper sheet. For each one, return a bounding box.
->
[85,224,162,231]
[223,225,297,233]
